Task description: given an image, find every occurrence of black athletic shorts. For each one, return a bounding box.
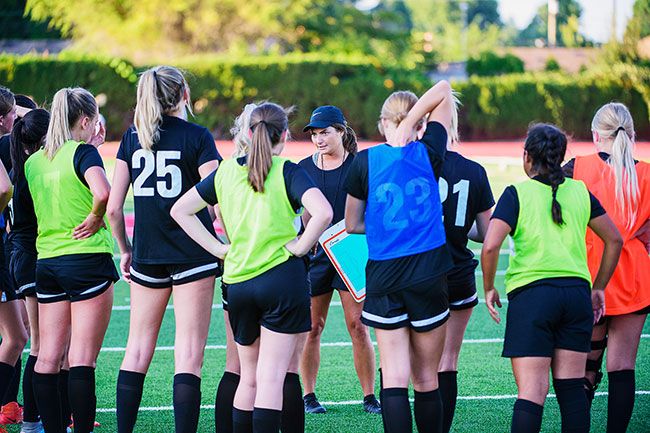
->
[0,234,18,302]
[228,256,311,346]
[221,280,229,312]
[361,275,449,332]
[36,253,120,303]
[503,280,593,358]
[130,259,221,289]
[308,259,347,297]
[9,248,37,297]
[447,270,478,311]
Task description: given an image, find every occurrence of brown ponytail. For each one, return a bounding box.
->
[331,123,358,155]
[248,103,289,192]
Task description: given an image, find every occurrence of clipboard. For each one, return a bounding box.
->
[318,220,368,302]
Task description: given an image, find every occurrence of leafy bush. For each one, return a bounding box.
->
[545,57,561,71]
[1,55,648,141]
[466,51,525,77]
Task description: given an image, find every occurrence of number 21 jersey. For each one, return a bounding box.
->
[117,115,222,264]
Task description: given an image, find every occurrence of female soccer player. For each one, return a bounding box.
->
[298,105,379,415]
[437,94,494,433]
[564,102,650,433]
[482,123,622,433]
[25,87,116,433]
[172,102,332,433]
[9,108,50,433]
[107,65,222,433]
[0,86,28,431]
[345,80,455,433]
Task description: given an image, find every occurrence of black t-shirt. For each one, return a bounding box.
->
[116,115,222,264]
[298,153,353,266]
[196,156,315,211]
[344,121,454,296]
[440,151,495,282]
[492,175,606,235]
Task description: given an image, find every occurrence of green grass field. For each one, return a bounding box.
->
[8,159,650,432]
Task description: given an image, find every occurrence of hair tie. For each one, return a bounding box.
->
[152,70,158,80]
[251,120,268,130]
[616,126,626,134]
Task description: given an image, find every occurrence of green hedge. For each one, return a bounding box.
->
[466,51,525,77]
[1,54,649,141]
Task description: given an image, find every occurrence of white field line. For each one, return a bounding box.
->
[95,391,650,413]
[24,335,650,354]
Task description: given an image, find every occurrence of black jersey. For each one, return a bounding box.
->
[440,151,494,281]
[345,121,454,296]
[116,115,222,264]
[298,153,353,266]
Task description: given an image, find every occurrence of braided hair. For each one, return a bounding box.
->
[524,123,568,226]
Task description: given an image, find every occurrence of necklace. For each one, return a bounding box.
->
[315,149,347,217]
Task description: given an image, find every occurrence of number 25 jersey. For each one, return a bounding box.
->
[117,115,222,264]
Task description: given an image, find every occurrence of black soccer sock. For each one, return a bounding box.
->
[553,378,590,433]
[438,371,458,433]
[116,369,146,433]
[511,399,543,433]
[281,373,304,433]
[414,389,443,433]
[33,371,63,433]
[58,369,71,430]
[380,388,412,433]
[22,355,39,423]
[233,408,253,433]
[68,366,96,433]
[216,371,240,433]
[607,370,635,433]
[0,362,16,406]
[173,373,201,433]
[252,407,281,433]
[3,357,21,404]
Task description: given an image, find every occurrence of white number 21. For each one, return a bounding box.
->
[438,178,469,227]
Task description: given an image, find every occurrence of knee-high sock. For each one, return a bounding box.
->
[511,399,543,433]
[281,373,304,433]
[173,373,201,433]
[380,388,412,433]
[553,378,589,433]
[215,372,240,433]
[607,370,635,433]
[116,370,146,433]
[0,362,16,407]
[2,357,21,404]
[33,371,63,433]
[414,389,443,433]
[22,355,39,423]
[232,408,253,433]
[252,407,281,433]
[438,371,458,433]
[68,366,96,433]
[58,369,71,430]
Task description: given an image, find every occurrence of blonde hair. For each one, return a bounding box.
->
[230,103,258,158]
[248,103,289,193]
[134,66,190,151]
[591,102,639,227]
[378,91,424,136]
[45,87,96,160]
[449,91,462,145]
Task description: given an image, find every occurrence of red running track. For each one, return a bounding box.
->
[100,140,650,161]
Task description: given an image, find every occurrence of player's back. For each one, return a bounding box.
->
[117,115,221,263]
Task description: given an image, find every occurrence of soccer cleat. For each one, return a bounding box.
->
[0,401,23,424]
[303,393,326,414]
[362,394,382,414]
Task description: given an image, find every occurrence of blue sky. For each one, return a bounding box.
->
[498,0,635,43]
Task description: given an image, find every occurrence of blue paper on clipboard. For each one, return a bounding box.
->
[318,220,368,302]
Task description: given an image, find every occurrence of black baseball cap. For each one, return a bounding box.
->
[303,105,346,132]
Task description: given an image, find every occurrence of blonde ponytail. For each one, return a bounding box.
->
[231,103,258,157]
[45,87,96,160]
[378,91,423,136]
[247,103,289,192]
[134,66,189,151]
[591,102,639,227]
[449,91,462,145]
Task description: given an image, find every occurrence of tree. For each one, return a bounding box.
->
[0,0,61,39]
[516,0,589,47]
